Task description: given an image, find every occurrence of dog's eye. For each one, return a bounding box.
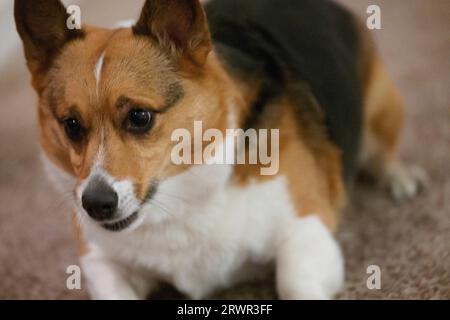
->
[125,109,153,134]
[63,118,85,142]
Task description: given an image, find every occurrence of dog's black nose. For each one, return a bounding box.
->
[81,178,118,221]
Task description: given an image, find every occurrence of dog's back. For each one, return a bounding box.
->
[206,0,363,180]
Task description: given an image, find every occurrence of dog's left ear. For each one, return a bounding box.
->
[133,0,212,66]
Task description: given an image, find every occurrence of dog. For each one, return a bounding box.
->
[14,0,427,299]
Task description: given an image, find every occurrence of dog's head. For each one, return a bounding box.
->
[15,0,235,231]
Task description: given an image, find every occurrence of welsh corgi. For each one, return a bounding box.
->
[15,0,427,299]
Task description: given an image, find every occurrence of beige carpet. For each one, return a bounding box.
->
[0,0,448,299]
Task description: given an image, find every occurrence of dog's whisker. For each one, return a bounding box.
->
[157,190,189,203]
[149,199,173,216]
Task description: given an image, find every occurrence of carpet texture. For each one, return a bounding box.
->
[0,0,448,299]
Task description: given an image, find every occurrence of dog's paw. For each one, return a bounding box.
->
[276,216,344,300]
[384,164,429,201]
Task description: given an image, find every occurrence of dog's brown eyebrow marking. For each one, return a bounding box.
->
[57,105,84,123]
[47,83,82,122]
[162,82,184,111]
[116,82,184,113]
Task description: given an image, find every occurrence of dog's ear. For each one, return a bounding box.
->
[133,0,212,66]
[14,0,83,80]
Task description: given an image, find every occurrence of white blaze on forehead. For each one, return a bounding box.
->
[94,51,106,93]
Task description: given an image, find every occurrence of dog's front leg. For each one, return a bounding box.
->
[275,215,344,300]
[80,248,153,300]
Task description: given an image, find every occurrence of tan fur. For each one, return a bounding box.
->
[355,19,405,179]
[360,60,405,182]
[232,94,345,232]
[278,101,345,231]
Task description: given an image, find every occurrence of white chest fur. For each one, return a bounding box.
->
[83,163,296,298]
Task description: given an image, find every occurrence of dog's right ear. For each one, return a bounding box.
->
[133,0,212,67]
[14,0,83,87]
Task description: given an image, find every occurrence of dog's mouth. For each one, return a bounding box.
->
[101,212,139,232]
